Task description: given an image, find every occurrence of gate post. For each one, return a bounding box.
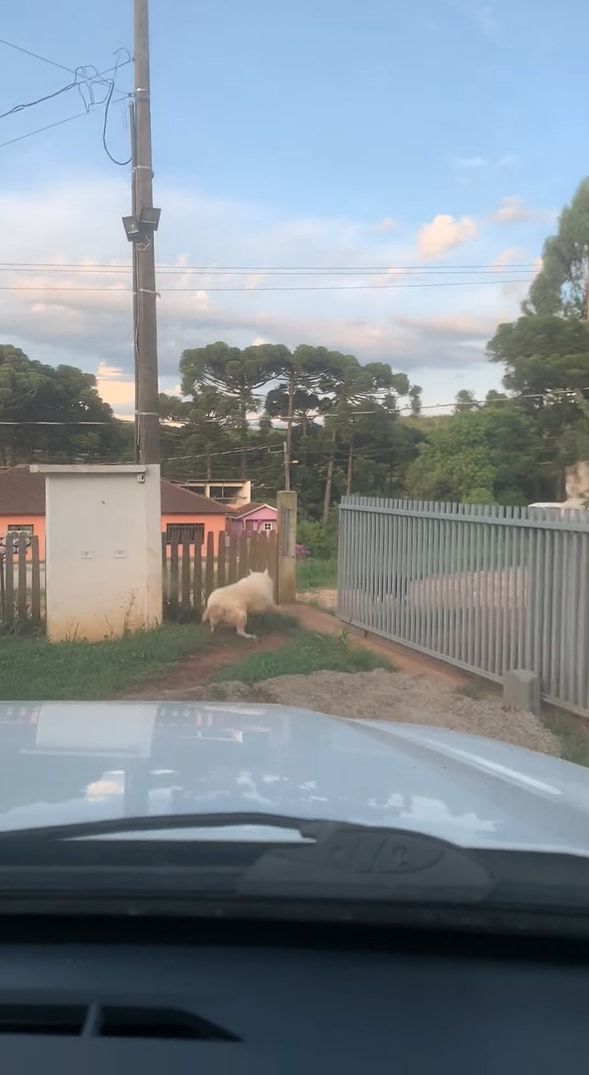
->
[277,490,297,604]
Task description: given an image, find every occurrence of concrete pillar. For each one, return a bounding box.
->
[503,669,541,715]
[277,490,297,604]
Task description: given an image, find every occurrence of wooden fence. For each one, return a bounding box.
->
[163,529,278,621]
[0,534,43,629]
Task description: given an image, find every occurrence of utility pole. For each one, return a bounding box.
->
[283,439,291,491]
[132,0,160,464]
[129,101,139,450]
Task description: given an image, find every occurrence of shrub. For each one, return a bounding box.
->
[296,517,338,559]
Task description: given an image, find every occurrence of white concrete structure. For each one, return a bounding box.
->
[31,464,162,642]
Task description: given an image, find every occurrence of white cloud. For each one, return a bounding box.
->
[492,196,555,225]
[96,362,135,416]
[493,196,532,223]
[0,177,522,402]
[453,153,515,170]
[373,217,398,234]
[490,246,527,268]
[454,156,488,169]
[416,214,478,259]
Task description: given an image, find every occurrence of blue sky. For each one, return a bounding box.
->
[0,0,586,414]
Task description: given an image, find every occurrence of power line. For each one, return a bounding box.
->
[0,48,131,154]
[0,266,535,278]
[0,107,102,150]
[0,419,121,426]
[102,50,132,165]
[150,262,539,271]
[0,261,538,273]
[0,277,532,293]
[161,443,273,463]
[0,37,76,74]
[0,385,586,433]
[0,54,131,122]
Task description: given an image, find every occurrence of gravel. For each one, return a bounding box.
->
[210,667,560,756]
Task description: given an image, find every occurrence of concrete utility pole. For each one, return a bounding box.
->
[283,439,291,491]
[133,0,160,464]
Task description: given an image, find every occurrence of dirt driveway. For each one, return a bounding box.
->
[211,668,559,756]
[123,605,560,757]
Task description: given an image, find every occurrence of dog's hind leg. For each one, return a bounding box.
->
[235,610,257,640]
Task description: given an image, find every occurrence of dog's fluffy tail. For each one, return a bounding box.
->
[201,606,209,624]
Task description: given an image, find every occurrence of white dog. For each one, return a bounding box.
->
[202,568,277,639]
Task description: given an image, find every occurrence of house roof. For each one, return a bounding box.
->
[229,501,277,519]
[0,469,226,517]
[0,467,45,514]
[160,481,226,515]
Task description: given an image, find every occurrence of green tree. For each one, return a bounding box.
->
[319,354,409,521]
[526,178,589,317]
[454,389,479,412]
[265,344,338,487]
[0,345,125,466]
[179,341,287,477]
[407,403,546,504]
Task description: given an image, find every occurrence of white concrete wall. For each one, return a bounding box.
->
[38,465,162,642]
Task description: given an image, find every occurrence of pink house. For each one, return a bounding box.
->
[228,502,277,536]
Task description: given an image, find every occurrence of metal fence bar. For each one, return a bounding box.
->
[338,495,589,717]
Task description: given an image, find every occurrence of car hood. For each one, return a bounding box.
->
[0,701,588,855]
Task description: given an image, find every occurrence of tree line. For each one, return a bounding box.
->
[3,177,589,515]
[161,342,423,521]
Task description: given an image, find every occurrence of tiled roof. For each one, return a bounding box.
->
[160,481,227,515]
[229,501,276,518]
[0,467,45,514]
[0,469,227,517]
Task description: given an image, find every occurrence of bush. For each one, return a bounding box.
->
[297,517,338,560]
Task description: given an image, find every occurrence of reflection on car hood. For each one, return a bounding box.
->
[0,701,588,855]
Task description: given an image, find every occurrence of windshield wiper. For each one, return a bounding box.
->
[0,811,324,845]
[0,812,494,905]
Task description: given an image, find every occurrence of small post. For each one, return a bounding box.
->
[277,490,297,604]
[503,669,541,715]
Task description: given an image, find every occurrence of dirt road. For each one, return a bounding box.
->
[210,668,559,755]
[122,604,559,756]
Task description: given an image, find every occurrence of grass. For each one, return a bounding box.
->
[454,681,487,701]
[213,630,393,684]
[541,706,589,768]
[296,557,338,592]
[0,624,212,701]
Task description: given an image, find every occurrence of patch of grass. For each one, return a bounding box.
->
[541,706,589,768]
[213,630,393,684]
[247,611,299,635]
[0,624,212,701]
[296,557,338,593]
[454,681,486,701]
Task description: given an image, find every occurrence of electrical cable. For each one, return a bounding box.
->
[0,277,532,293]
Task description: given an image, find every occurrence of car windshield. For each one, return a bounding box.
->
[1,0,589,917]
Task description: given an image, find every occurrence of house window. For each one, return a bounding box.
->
[4,524,33,548]
[263,521,274,531]
[165,523,204,546]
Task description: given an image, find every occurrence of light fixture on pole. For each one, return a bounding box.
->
[122,207,161,243]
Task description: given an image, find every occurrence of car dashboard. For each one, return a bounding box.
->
[0,916,586,1074]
